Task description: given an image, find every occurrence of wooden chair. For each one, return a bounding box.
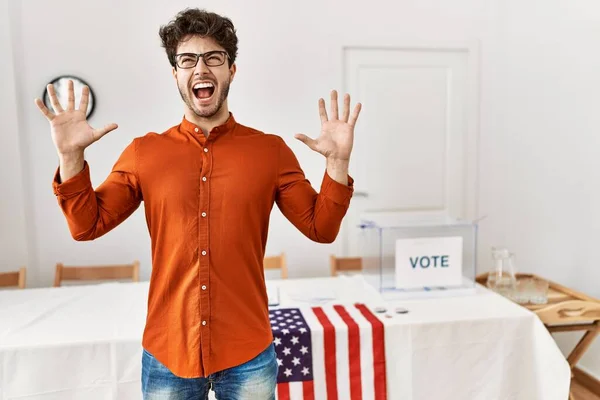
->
[54,261,140,287]
[263,253,288,279]
[329,255,362,276]
[0,267,26,289]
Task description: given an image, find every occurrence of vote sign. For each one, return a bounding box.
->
[395,236,463,289]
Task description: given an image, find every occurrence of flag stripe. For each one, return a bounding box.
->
[312,307,338,400]
[302,380,315,400]
[321,305,350,399]
[355,304,387,400]
[301,307,327,399]
[344,304,375,400]
[335,305,363,400]
[277,382,291,400]
[289,381,304,400]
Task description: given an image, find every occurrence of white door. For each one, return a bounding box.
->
[339,45,479,256]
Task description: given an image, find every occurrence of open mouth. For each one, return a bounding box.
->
[193,82,215,100]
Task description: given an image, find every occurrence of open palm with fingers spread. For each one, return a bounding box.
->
[34,80,118,156]
[294,90,362,161]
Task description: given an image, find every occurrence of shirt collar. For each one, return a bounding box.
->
[180,112,237,138]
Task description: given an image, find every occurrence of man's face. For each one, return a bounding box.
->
[172,35,236,119]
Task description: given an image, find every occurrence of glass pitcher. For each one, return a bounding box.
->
[486,247,517,297]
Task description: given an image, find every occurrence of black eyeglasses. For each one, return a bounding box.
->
[174,51,229,69]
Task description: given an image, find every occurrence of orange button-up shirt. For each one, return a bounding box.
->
[52,113,354,378]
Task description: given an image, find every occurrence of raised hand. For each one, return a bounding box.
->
[34,80,117,156]
[294,90,362,161]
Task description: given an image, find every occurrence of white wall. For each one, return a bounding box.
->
[4,0,600,378]
[0,0,30,274]
[8,0,504,287]
[491,0,600,380]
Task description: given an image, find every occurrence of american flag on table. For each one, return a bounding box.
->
[270,303,387,400]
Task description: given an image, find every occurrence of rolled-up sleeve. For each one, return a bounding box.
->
[52,139,142,241]
[275,137,354,243]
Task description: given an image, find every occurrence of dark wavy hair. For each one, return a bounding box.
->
[159,8,238,68]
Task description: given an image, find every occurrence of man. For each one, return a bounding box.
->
[35,8,361,400]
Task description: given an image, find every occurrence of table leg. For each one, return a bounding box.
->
[566,321,600,368]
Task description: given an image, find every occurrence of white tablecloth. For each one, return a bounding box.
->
[0,276,570,399]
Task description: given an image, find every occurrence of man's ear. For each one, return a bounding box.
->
[229,63,237,83]
[172,66,177,80]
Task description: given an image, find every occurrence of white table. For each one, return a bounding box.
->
[0,276,570,399]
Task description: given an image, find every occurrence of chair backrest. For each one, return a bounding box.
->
[0,267,26,289]
[54,261,140,287]
[263,253,288,279]
[330,255,362,276]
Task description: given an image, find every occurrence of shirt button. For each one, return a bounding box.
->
[202,285,207,290]
[204,148,208,153]
[202,321,207,326]
[201,212,207,217]
[202,177,207,182]
[194,127,199,133]
[202,250,207,256]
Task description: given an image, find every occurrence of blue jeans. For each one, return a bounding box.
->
[141,344,278,399]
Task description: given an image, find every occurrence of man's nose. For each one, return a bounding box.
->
[194,57,211,75]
